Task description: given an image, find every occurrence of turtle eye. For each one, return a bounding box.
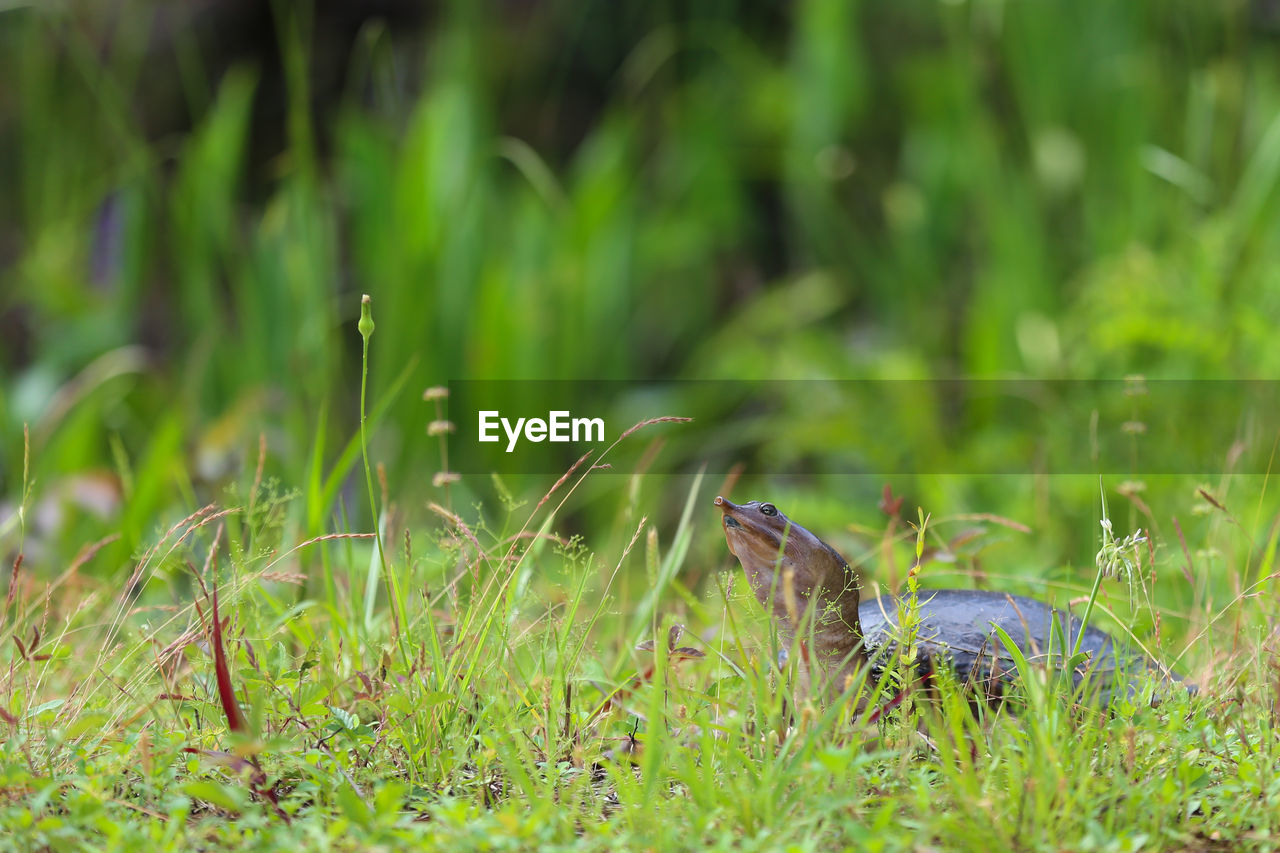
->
[760,503,777,517]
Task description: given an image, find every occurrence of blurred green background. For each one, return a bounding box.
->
[2,0,1278,615]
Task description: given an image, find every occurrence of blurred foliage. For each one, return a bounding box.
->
[2,0,1280,582]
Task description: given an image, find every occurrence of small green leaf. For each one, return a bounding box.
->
[182,780,247,812]
[25,699,64,720]
[329,705,360,730]
[336,782,372,826]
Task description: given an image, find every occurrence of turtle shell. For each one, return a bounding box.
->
[857,588,1162,702]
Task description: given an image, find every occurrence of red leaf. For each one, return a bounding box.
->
[210,581,248,734]
[867,689,908,724]
[879,484,904,517]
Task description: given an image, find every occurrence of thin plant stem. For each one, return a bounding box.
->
[357,294,410,666]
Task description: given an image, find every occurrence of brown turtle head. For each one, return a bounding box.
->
[713,496,862,649]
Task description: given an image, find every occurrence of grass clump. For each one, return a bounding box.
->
[2,417,1278,850]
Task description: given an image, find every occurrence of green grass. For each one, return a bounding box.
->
[1,391,1277,849]
[3,0,1280,849]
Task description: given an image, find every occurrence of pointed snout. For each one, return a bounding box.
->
[714,496,743,528]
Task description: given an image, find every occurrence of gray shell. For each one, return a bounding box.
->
[858,588,1167,700]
